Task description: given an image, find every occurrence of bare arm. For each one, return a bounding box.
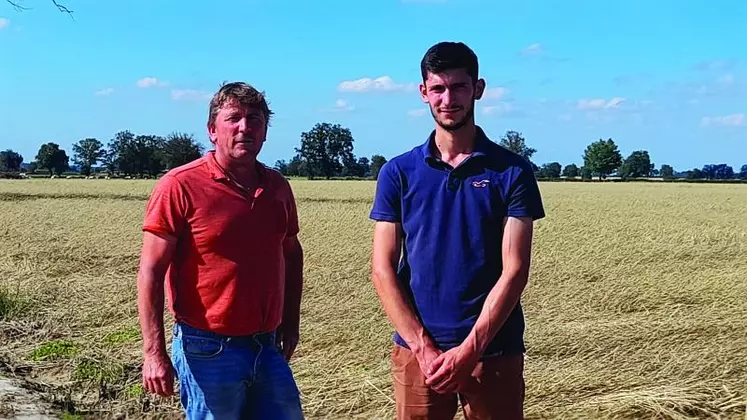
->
[282,234,304,331]
[372,221,439,362]
[137,230,177,396]
[462,216,535,357]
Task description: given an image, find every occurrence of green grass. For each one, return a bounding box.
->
[0,179,746,419]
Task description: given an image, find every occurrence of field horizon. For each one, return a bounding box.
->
[1,179,745,419]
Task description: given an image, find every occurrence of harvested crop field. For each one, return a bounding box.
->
[0,179,746,419]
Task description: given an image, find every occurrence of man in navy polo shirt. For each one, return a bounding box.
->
[370,41,545,419]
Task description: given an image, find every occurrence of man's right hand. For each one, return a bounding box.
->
[142,353,175,397]
[414,342,443,379]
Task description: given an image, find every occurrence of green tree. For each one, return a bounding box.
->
[498,130,537,165]
[660,164,675,180]
[686,168,704,179]
[0,149,23,172]
[580,166,592,180]
[538,162,562,179]
[162,132,204,170]
[296,122,355,179]
[562,163,579,178]
[274,159,289,175]
[582,138,622,180]
[370,154,387,180]
[106,131,165,177]
[72,138,105,176]
[739,164,747,180]
[35,142,69,176]
[619,150,653,179]
[357,157,371,178]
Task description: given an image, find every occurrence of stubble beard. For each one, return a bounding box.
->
[430,100,476,132]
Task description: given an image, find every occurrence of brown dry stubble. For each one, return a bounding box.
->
[0,179,745,419]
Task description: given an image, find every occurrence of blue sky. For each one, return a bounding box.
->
[1,0,745,171]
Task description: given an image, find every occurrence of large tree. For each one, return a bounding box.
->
[562,163,579,178]
[162,132,204,170]
[370,155,387,180]
[660,164,675,180]
[0,149,23,172]
[296,122,355,179]
[35,142,69,176]
[619,150,653,178]
[702,164,734,180]
[582,138,622,180]
[106,131,166,177]
[72,138,105,176]
[538,162,562,179]
[739,164,747,180]
[499,130,537,165]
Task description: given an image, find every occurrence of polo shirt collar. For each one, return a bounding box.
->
[205,150,268,186]
[421,125,491,164]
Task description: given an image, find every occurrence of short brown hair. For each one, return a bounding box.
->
[207,81,274,127]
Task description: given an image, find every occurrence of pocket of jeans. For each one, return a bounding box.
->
[181,334,224,359]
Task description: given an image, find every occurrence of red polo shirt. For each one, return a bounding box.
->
[142,151,299,336]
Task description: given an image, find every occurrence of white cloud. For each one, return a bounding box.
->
[94,88,114,96]
[718,74,735,85]
[482,103,515,116]
[407,108,426,117]
[483,87,509,100]
[338,76,417,93]
[171,89,211,101]
[693,59,738,72]
[701,113,745,127]
[137,77,168,88]
[333,99,354,112]
[577,97,626,110]
[521,43,543,56]
[0,18,9,29]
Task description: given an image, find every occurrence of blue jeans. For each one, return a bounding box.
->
[171,322,304,420]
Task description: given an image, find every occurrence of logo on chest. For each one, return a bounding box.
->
[471,179,490,188]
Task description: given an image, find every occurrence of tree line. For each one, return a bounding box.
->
[1,122,746,182]
[1,131,203,178]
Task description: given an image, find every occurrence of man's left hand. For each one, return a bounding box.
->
[424,344,479,394]
[275,324,299,361]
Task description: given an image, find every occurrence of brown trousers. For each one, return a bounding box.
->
[391,344,525,420]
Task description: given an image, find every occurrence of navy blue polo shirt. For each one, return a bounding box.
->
[370,126,545,357]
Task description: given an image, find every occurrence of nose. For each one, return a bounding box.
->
[238,117,249,132]
[441,89,453,106]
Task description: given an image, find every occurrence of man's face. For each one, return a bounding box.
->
[208,100,268,163]
[420,69,485,131]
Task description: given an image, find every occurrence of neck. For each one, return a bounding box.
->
[433,123,477,161]
[214,151,258,187]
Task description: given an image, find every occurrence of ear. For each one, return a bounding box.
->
[207,122,217,144]
[419,82,429,103]
[474,78,486,100]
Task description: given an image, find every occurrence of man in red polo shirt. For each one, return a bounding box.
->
[136,81,305,419]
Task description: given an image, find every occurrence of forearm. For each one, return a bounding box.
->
[462,268,528,357]
[137,268,167,357]
[372,266,434,353]
[282,244,304,328]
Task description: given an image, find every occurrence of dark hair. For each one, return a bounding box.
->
[208,81,273,127]
[420,41,479,84]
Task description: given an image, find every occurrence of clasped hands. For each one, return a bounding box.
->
[415,343,481,394]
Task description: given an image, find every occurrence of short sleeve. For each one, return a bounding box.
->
[507,164,545,220]
[284,182,300,237]
[369,161,402,222]
[142,174,188,237]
